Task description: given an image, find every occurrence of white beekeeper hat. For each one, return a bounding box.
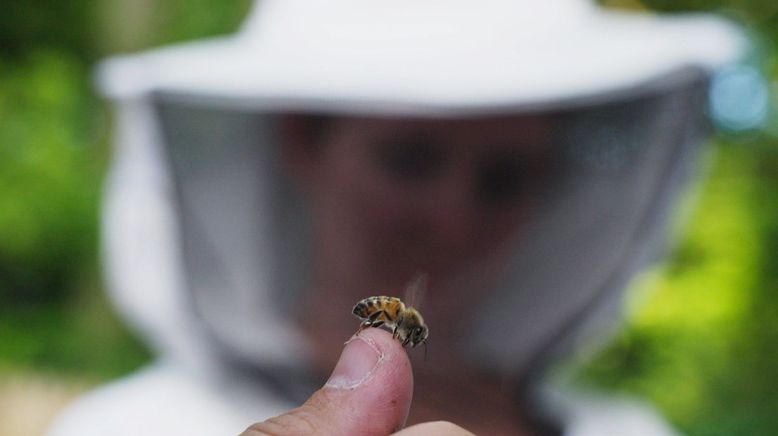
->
[98,0,745,392]
[98,0,743,113]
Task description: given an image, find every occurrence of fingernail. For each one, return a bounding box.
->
[325,335,383,389]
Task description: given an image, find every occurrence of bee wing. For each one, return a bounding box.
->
[403,272,428,309]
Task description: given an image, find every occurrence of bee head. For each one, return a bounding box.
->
[410,324,428,348]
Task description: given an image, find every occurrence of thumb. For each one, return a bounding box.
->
[243,328,414,436]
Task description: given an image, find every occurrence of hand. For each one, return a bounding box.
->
[241,328,473,435]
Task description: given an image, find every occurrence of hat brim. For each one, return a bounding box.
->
[98,7,744,115]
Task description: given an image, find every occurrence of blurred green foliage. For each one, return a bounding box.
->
[0,0,250,378]
[578,142,778,435]
[0,52,100,305]
[0,0,98,61]
[96,0,252,54]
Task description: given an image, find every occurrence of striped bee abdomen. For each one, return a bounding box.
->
[353,296,400,319]
[353,301,370,318]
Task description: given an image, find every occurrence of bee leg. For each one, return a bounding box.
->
[368,310,385,324]
[402,336,412,347]
[355,319,372,336]
[393,316,404,340]
[363,310,385,329]
[356,310,388,337]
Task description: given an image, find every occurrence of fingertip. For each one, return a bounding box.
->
[350,328,413,395]
[350,327,407,358]
[332,328,413,395]
[248,328,416,436]
[320,327,414,433]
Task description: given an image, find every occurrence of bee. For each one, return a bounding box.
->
[352,274,429,351]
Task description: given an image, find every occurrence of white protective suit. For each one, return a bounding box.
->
[48,0,745,435]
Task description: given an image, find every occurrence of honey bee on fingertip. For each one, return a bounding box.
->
[352,273,429,353]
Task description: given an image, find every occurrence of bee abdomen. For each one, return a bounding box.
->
[353,296,393,319]
[353,302,369,318]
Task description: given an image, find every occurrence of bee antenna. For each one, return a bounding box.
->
[422,340,428,362]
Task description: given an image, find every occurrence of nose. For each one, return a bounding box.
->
[423,169,480,249]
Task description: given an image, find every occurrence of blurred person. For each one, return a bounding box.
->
[47,0,746,435]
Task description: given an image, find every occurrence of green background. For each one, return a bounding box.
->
[1,1,777,434]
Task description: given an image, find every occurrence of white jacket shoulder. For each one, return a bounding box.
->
[47,363,261,436]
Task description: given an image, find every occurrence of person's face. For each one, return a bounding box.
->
[287,115,555,290]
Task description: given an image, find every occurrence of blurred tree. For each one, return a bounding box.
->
[0,0,98,61]
[578,142,778,435]
[96,0,251,54]
[0,52,99,305]
[0,0,249,377]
